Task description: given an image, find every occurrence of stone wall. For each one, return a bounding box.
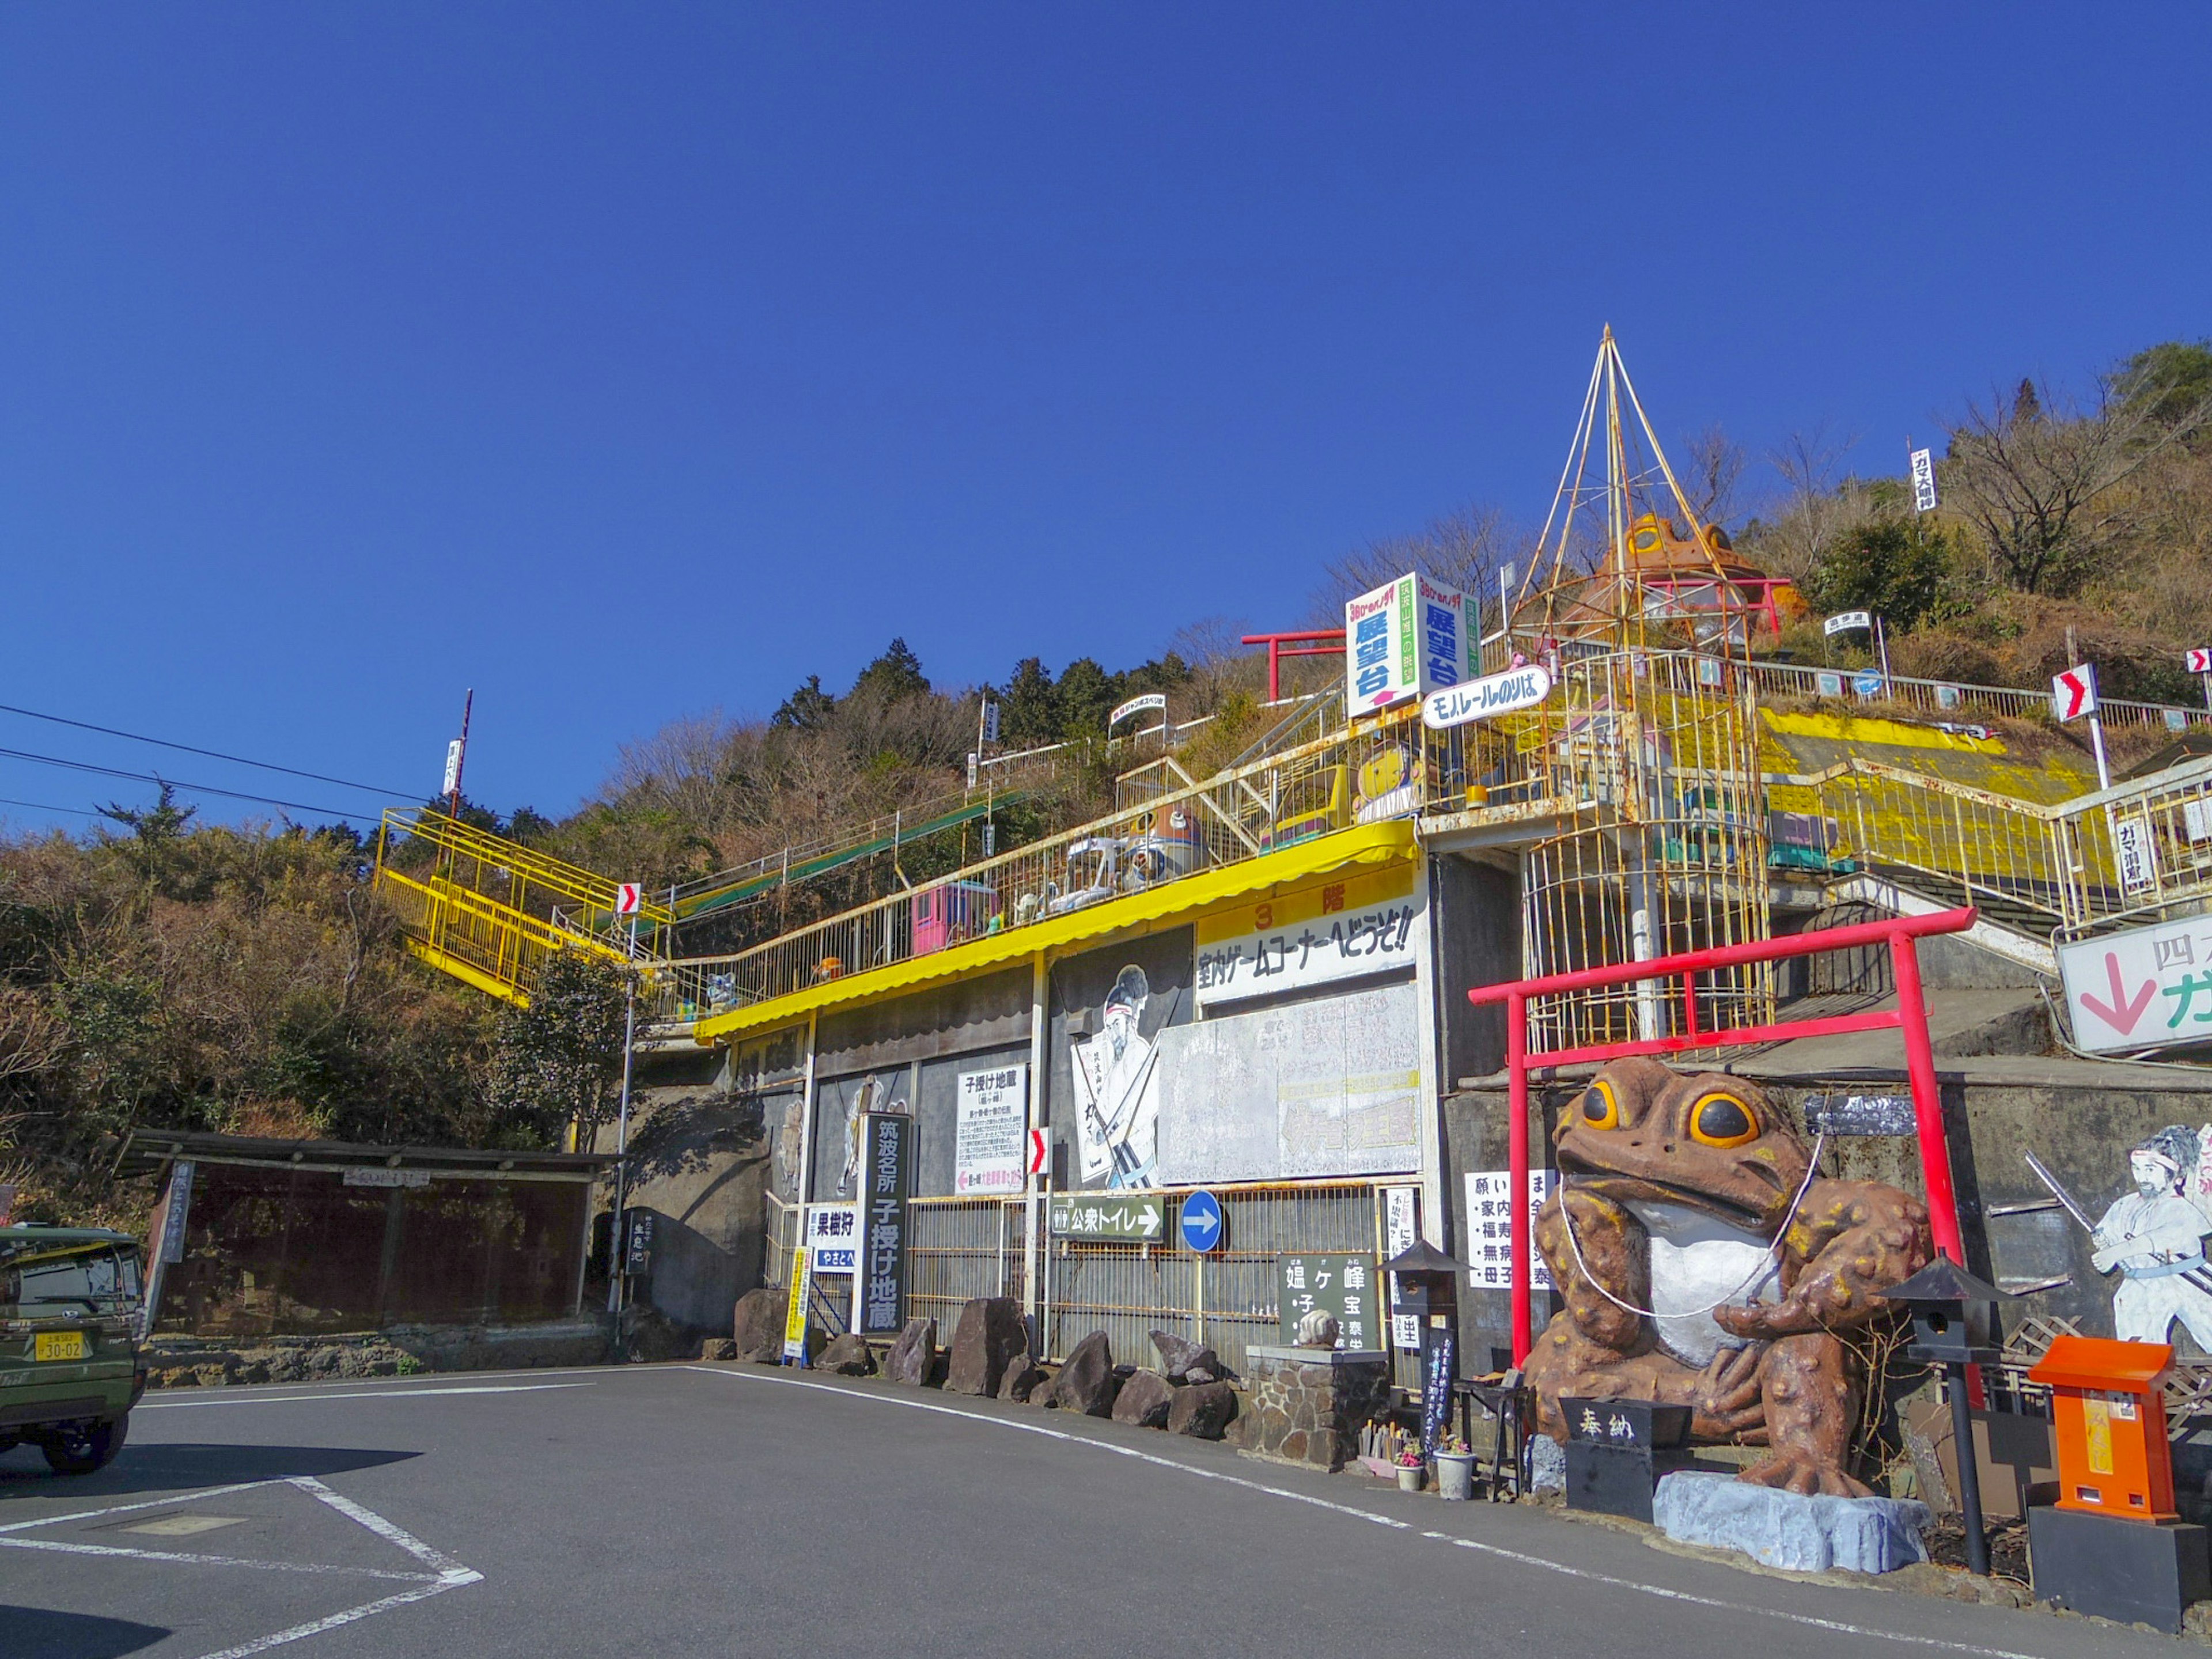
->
[146,1315,614,1388]
[1237,1346,1391,1472]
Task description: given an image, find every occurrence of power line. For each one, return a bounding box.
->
[0,796,101,819]
[0,744,378,823]
[0,700,414,798]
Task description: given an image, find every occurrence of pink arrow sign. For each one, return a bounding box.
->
[2189,647,2211,674]
[2078,950,2157,1035]
[2051,666,2094,721]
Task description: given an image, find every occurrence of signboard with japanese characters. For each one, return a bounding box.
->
[1383,1185,1422,1351]
[953,1063,1028,1195]
[1464,1168,1554,1290]
[1048,1192,1165,1242]
[782,1245,812,1361]
[1910,448,1938,513]
[1276,1252,1378,1351]
[804,1203,859,1273]
[1194,863,1422,1009]
[2058,920,2212,1056]
[854,1113,911,1337]
[1344,573,1473,714]
[2115,813,2159,896]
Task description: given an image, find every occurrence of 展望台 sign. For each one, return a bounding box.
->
[854,1113,911,1337]
[1277,1253,1377,1351]
[2057,918,2212,1056]
[1194,865,1422,1009]
[1420,663,1551,730]
[953,1063,1027,1195]
[1050,1193,1165,1242]
[1344,574,1472,714]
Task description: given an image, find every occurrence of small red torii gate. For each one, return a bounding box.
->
[1466,906,1980,1363]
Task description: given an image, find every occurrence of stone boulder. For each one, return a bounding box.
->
[1167,1380,1239,1440]
[1111,1369,1176,1429]
[944,1298,1029,1397]
[1652,1472,1930,1574]
[699,1338,739,1362]
[883,1317,938,1386]
[1046,1331,1118,1415]
[1149,1330,1224,1383]
[817,1334,876,1376]
[733,1289,789,1363]
[998,1359,1048,1403]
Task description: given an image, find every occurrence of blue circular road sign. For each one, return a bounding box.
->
[1180,1190,1225,1253]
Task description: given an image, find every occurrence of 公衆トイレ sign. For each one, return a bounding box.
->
[2058,919,2212,1055]
[1194,863,1421,1009]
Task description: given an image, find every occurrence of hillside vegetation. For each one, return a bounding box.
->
[9,336,2208,1226]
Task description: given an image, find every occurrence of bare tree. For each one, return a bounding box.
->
[1309,504,1532,624]
[1745,423,1862,582]
[1944,373,2212,595]
[1678,425,1749,528]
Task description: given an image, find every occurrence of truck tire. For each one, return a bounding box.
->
[41,1414,127,1475]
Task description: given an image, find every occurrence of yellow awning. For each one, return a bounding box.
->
[691,820,1419,1046]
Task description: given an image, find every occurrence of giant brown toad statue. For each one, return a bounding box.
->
[1526,1058,1933,1497]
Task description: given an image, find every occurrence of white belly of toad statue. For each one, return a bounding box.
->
[1629,1202,1783,1369]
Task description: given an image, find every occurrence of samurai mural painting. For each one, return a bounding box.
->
[1071,966,1163,1188]
[2090,1125,2212,1348]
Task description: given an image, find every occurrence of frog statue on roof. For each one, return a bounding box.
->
[1527,1058,1934,1497]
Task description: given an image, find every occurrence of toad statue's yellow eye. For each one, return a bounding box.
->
[1578,1080,1619,1130]
[1690,1093,1759,1148]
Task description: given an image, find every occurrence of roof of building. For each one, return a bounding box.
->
[115,1131,614,1181]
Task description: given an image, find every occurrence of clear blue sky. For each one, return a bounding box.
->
[2,5,2205,834]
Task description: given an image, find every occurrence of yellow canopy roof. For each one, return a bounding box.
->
[690,819,1419,1046]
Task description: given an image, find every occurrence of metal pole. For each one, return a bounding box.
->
[1948,1361,1991,1575]
[2088,710,2112,793]
[606,955,638,1320]
[448,688,473,818]
[1890,929,1965,1268]
[1874,615,1893,697]
[1507,990,1532,1365]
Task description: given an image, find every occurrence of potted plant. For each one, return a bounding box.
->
[1394,1445,1426,1493]
[1433,1433,1478,1501]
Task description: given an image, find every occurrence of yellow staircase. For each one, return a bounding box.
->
[372,809,670,1006]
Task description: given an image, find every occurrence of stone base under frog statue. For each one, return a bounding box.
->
[1526,1059,1934,1515]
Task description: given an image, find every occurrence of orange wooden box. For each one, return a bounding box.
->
[2027,1336,2176,1522]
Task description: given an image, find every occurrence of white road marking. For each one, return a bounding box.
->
[683,1366,2059,1659]
[0,1534,439,1581]
[194,1578,467,1658]
[139,1382,589,1409]
[289,1476,475,1578]
[0,1479,281,1533]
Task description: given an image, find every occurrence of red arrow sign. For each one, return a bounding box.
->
[1027,1127,1047,1176]
[2051,668,2093,721]
[2189,647,2211,674]
[2078,950,2157,1035]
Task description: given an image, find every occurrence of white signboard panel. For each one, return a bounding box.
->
[1344,573,1472,714]
[1910,448,1938,513]
[2115,815,2159,895]
[2057,920,2212,1055]
[1823,610,1872,637]
[1465,1169,1554,1291]
[804,1203,859,1272]
[953,1063,1028,1195]
[2051,665,2098,722]
[1421,663,1552,730]
[1195,865,1420,1009]
[1383,1185,1422,1351]
[1155,981,1422,1186]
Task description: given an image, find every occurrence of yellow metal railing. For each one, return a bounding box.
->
[374,808,671,1005]
[1810,755,2212,940]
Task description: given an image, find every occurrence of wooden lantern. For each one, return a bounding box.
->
[2028,1335,2177,1523]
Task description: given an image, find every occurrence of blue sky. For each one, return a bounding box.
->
[2,5,2206,833]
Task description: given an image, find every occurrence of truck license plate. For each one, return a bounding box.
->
[34,1331,85,1362]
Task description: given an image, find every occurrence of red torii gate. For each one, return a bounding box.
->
[1466,906,1980,1363]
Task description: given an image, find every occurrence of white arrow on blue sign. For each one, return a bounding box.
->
[1179,1190,1225,1253]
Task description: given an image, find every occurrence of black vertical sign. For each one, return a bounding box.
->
[857,1113,911,1337]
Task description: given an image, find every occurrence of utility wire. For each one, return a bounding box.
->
[0,700,413,799]
[0,744,377,823]
[0,796,100,819]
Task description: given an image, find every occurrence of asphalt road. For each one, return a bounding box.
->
[0,1363,2180,1659]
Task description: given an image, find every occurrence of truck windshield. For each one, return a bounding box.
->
[0,1238,142,1312]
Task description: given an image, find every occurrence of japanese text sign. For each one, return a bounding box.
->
[954,1063,1028,1195]
[1464,1169,1554,1290]
[1277,1252,1378,1351]
[1194,865,1422,1009]
[1344,574,1472,713]
[2058,919,2212,1055]
[1048,1193,1165,1241]
[854,1113,911,1336]
[804,1202,859,1272]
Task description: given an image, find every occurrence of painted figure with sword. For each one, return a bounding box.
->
[2028,1126,2212,1347]
[1071,966,1166,1189]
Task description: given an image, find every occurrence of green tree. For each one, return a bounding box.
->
[483,950,630,1149]
[1806,517,1959,633]
[850,638,929,702]
[997,657,1060,745]
[1054,657,1116,737]
[2117,339,2212,437]
[770,675,836,732]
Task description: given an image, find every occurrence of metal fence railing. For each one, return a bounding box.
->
[908,1196,1029,1327]
[1750,659,2209,733]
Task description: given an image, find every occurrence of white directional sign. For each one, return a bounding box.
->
[1421,663,1552,730]
[2056,919,2212,1055]
[613,882,644,916]
[1910,448,1938,513]
[442,739,464,796]
[2051,665,2099,723]
[1823,610,1872,637]
[2187,648,2211,675]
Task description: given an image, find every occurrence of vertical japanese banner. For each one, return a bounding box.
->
[782,1244,813,1363]
[1381,1186,1422,1351]
[855,1112,912,1338]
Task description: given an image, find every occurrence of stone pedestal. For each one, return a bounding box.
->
[1240,1346,1390,1473]
[2028,1505,2210,1634]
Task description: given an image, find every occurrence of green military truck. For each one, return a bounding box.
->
[1,1226,148,1474]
